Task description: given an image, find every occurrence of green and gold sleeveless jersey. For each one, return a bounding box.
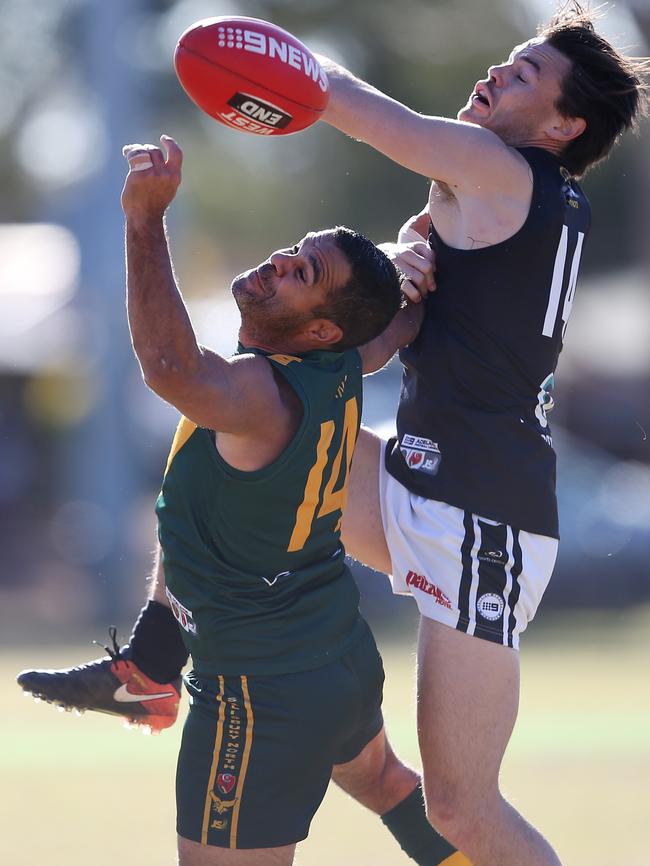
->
[155,346,365,676]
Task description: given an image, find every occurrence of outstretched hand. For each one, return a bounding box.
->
[379,240,436,303]
[121,135,183,220]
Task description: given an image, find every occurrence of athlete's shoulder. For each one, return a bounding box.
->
[226,349,279,389]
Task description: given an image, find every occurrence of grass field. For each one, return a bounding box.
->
[2,609,649,866]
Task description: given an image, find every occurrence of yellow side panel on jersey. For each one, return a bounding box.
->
[164,416,198,478]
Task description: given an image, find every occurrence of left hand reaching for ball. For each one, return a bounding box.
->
[121,135,183,221]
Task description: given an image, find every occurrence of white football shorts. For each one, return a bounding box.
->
[379,442,558,650]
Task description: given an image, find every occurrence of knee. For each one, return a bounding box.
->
[424,785,490,851]
[380,757,421,807]
[425,785,462,834]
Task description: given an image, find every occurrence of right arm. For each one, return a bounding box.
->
[398,208,430,243]
[359,301,424,375]
[121,137,287,435]
[359,227,434,373]
[317,57,529,195]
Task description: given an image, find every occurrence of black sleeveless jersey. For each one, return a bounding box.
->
[385,147,591,538]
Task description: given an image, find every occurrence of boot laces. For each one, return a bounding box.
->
[93,626,125,665]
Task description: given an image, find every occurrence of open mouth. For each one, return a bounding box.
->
[472,91,490,108]
[470,83,491,109]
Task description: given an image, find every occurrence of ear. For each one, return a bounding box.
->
[546,113,586,144]
[299,318,344,348]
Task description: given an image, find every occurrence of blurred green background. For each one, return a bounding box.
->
[0,0,648,863]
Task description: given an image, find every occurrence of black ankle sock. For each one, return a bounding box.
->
[381,783,458,865]
[127,600,189,684]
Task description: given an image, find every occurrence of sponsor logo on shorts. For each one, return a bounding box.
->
[165,587,197,634]
[217,773,237,795]
[406,570,452,609]
[209,791,237,831]
[211,818,229,831]
[216,26,328,92]
[479,549,506,565]
[400,434,441,476]
[226,92,292,129]
[219,696,244,772]
[210,697,242,832]
[477,593,504,621]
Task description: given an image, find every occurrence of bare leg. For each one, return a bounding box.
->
[417,619,562,866]
[332,727,419,813]
[178,836,295,866]
[342,426,392,574]
[333,729,471,865]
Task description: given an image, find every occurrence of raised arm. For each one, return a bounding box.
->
[359,233,433,374]
[121,136,282,433]
[359,301,424,375]
[317,57,527,194]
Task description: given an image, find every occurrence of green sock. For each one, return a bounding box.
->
[381,783,458,865]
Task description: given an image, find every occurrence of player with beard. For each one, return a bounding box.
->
[313,5,648,866]
[19,136,470,866]
[18,4,648,865]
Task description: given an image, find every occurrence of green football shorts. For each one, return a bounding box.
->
[176,620,385,849]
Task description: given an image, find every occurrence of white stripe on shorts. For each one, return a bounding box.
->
[501,526,516,646]
[466,516,481,638]
[379,441,558,649]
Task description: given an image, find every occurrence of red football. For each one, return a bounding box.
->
[174,17,329,136]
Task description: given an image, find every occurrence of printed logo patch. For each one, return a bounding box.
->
[165,586,197,634]
[478,549,506,565]
[217,773,237,795]
[216,26,328,93]
[226,92,292,129]
[560,166,581,209]
[406,570,452,609]
[477,593,504,621]
[209,791,237,831]
[113,684,175,703]
[400,434,441,476]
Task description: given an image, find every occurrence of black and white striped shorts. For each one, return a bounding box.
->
[379,448,558,649]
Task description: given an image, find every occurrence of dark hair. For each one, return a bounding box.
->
[313,227,404,352]
[539,2,649,176]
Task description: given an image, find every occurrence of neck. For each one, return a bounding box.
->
[509,134,566,159]
[237,329,312,355]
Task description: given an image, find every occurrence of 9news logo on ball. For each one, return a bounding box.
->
[215,23,328,93]
[174,16,330,136]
